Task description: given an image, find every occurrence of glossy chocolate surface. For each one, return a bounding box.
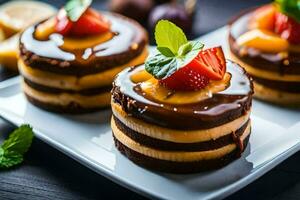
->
[19,13,148,76]
[112,61,253,130]
[229,11,300,75]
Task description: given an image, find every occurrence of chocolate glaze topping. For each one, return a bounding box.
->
[229,11,300,75]
[19,13,148,76]
[112,61,253,130]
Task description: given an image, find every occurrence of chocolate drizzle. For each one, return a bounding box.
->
[112,61,253,130]
[19,13,148,76]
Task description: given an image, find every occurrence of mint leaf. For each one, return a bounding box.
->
[65,0,92,22]
[155,20,188,55]
[276,0,300,22]
[157,47,175,57]
[146,20,204,79]
[178,42,193,56]
[0,125,34,169]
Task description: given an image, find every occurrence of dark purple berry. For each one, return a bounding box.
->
[148,3,193,35]
[109,0,154,24]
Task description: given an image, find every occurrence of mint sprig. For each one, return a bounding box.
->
[145,20,204,80]
[276,0,300,22]
[0,125,34,169]
[65,0,92,22]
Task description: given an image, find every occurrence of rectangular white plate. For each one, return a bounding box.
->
[0,26,300,200]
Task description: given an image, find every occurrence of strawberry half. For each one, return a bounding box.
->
[70,8,111,36]
[160,47,226,91]
[55,8,73,35]
[274,12,300,44]
[55,8,110,37]
[159,65,210,91]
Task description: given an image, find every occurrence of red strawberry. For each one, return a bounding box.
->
[55,8,110,37]
[55,8,73,35]
[274,12,300,44]
[70,8,111,36]
[160,65,210,91]
[160,47,226,91]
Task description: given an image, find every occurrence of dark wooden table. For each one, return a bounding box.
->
[2,0,300,199]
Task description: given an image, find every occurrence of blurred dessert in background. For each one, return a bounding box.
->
[229,1,300,106]
[18,0,148,113]
[109,0,195,40]
[112,21,253,173]
[0,0,56,71]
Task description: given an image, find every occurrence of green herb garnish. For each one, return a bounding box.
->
[275,0,300,22]
[145,20,204,79]
[0,125,34,169]
[65,0,92,22]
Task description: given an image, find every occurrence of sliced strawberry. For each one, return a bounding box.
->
[160,47,226,91]
[160,66,210,91]
[192,46,226,80]
[274,12,300,44]
[55,8,73,35]
[249,4,276,30]
[70,8,110,36]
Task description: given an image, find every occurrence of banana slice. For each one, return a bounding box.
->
[0,1,56,38]
[0,33,19,71]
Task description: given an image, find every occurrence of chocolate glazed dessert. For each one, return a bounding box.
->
[18,1,148,113]
[229,3,300,106]
[111,20,253,173]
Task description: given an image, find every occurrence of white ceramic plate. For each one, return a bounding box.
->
[0,27,300,200]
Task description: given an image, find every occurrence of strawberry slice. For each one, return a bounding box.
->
[274,12,300,44]
[70,8,110,36]
[55,8,73,35]
[55,8,110,37]
[160,65,210,91]
[160,47,226,91]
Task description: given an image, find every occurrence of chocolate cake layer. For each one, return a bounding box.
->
[25,93,109,114]
[113,115,249,152]
[113,135,250,173]
[252,76,300,93]
[112,61,253,130]
[229,11,300,75]
[19,13,148,76]
[24,78,112,96]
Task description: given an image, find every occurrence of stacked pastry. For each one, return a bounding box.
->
[18,1,148,113]
[111,21,253,173]
[229,3,300,106]
[111,62,252,173]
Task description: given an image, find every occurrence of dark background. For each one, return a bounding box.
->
[3,0,300,200]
